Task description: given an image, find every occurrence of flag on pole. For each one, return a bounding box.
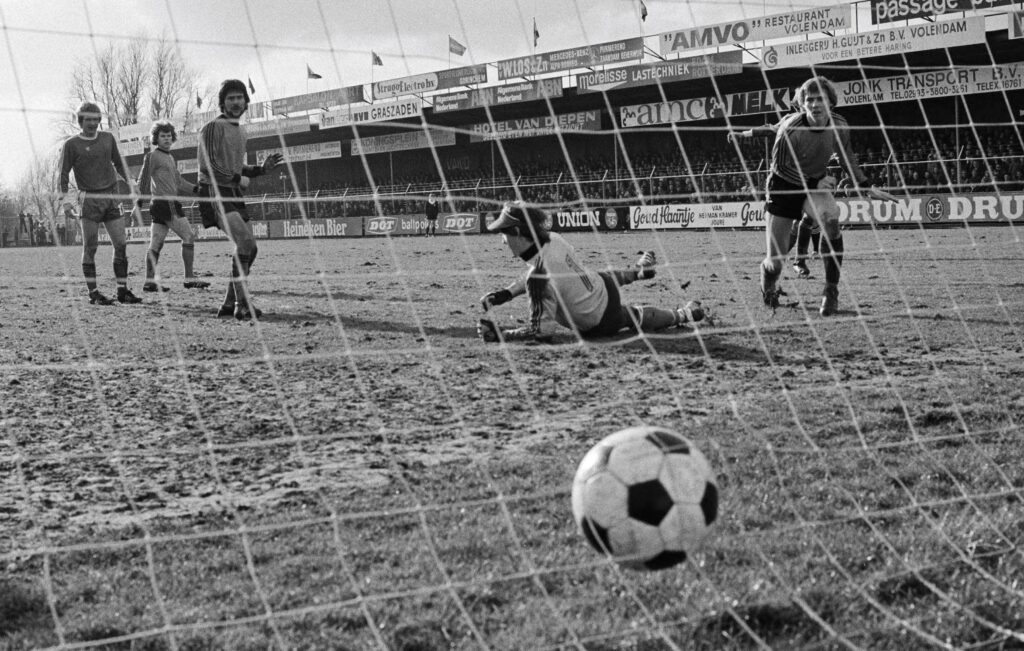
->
[306,65,322,80]
[533,17,540,47]
[372,51,383,66]
[640,0,648,21]
[195,91,202,109]
[448,36,466,56]
[248,77,256,94]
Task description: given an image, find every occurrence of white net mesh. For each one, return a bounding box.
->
[1,1,1023,649]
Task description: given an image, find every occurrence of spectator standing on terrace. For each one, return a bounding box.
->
[135,120,208,292]
[197,79,282,320]
[57,101,142,306]
[727,76,893,316]
[477,202,705,344]
[424,192,439,237]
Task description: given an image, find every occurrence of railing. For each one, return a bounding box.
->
[168,152,1024,222]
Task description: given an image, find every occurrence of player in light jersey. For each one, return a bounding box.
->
[477,202,704,344]
[728,76,894,316]
[135,120,208,292]
[57,101,142,305]
[197,79,282,320]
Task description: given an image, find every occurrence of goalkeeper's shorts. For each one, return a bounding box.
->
[198,184,249,229]
[580,273,627,338]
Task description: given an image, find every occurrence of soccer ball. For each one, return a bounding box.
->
[571,425,718,571]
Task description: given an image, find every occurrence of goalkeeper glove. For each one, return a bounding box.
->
[480,289,513,311]
[477,317,500,343]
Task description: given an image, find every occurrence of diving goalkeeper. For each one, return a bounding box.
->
[477,202,704,344]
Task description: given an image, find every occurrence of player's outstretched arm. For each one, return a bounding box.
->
[480,289,513,312]
[867,186,898,202]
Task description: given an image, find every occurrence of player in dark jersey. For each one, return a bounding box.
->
[424,193,439,236]
[728,76,894,316]
[477,202,704,343]
[197,79,282,320]
[135,120,207,292]
[57,101,142,305]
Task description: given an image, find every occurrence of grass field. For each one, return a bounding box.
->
[1,226,1023,650]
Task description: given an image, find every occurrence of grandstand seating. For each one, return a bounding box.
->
[137,124,1022,226]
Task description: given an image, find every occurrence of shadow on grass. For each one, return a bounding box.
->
[265,288,378,302]
[690,590,844,649]
[0,579,56,649]
[392,620,450,651]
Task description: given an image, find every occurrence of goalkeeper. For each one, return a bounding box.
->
[477,202,704,344]
[727,75,895,316]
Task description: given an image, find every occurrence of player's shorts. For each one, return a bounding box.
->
[581,272,629,338]
[765,174,822,220]
[149,199,184,226]
[197,184,248,230]
[80,188,122,224]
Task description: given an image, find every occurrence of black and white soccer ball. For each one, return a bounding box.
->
[571,425,718,571]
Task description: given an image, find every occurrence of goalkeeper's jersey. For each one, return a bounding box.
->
[198,115,247,189]
[509,233,608,337]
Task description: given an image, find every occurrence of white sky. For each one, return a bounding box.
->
[0,0,822,187]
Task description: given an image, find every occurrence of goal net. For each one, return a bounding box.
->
[1,1,1022,649]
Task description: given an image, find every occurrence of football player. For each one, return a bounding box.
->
[478,202,704,344]
[57,101,142,305]
[197,79,282,320]
[728,76,895,316]
[135,120,208,292]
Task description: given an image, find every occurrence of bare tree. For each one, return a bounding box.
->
[67,34,152,129]
[17,148,65,241]
[149,32,200,123]
[116,35,149,125]
[65,32,212,140]
[68,43,120,126]
[148,33,205,135]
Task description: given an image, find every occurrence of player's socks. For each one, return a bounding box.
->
[760,260,782,293]
[822,235,844,285]
[180,242,195,279]
[635,306,677,330]
[673,302,704,327]
[821,283,840,317]
[145,249,160,282]
[760,263,783,309]
[143,249,169,291]
[82,262,98,293]
[218,261,237,316]
[796,221,812,260]
[232,252,254,311]
[113,246,129,290]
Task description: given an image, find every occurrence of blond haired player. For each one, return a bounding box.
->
[728,76,895,316]
[135,119,208,292]
[477,202,704,343]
